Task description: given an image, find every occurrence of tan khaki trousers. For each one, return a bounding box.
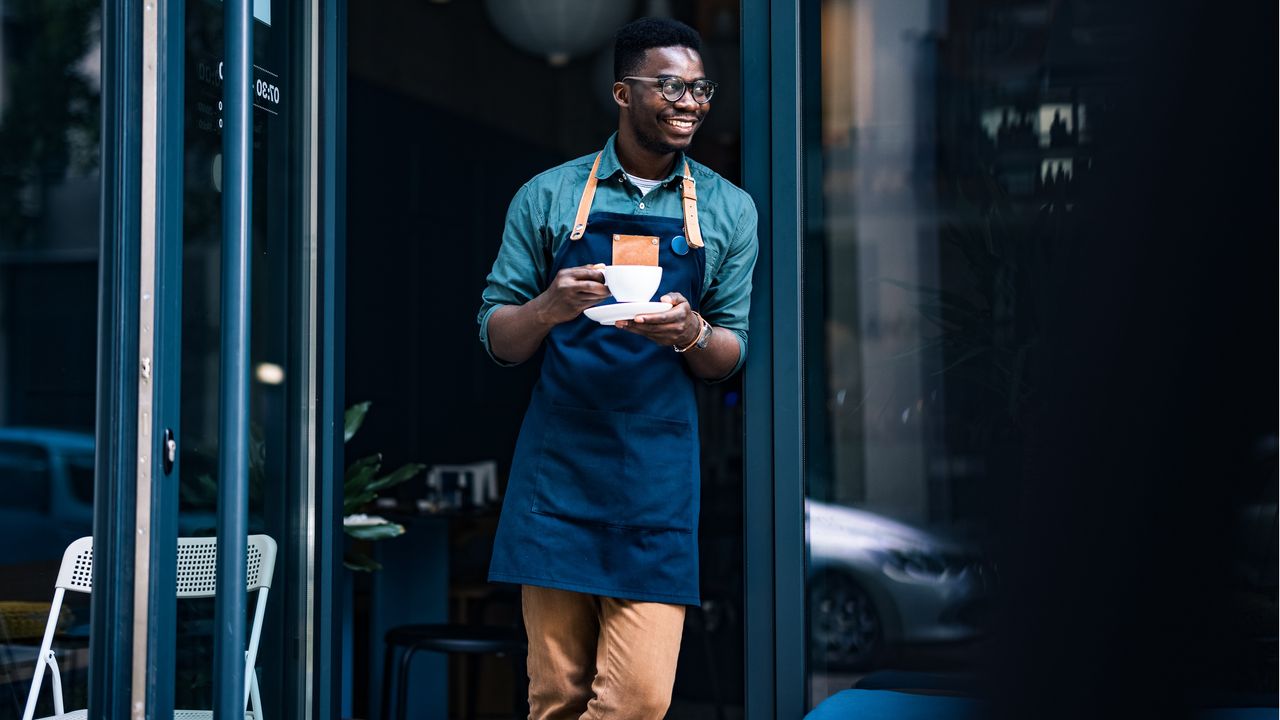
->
[522,585,686,720]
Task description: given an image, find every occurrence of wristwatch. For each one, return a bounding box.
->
[675,313,713,353]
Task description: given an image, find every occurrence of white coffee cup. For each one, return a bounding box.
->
[601,265,662,303]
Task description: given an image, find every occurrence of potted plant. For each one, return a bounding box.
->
[341,402,426,571]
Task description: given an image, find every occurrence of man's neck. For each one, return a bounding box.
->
[614,131,677,181]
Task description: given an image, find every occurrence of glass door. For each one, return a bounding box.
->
[170,0,320,716]
[0,0,336,715]
[127,0,329,716]
[0,3,102,717]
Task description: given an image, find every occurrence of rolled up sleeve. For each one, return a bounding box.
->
[699,197,758,380]
[477,184,548,366]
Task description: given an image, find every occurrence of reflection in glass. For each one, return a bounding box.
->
[0,1,101,717]
[806,0,1108,706]
[178,0,297,714]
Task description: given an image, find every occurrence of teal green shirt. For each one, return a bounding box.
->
[478,134,758,379]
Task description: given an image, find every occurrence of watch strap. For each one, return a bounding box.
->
[674,312,710,353]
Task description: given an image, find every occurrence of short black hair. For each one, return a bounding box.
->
[614,17,703,81]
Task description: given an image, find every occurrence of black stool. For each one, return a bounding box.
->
[381,623,528,720]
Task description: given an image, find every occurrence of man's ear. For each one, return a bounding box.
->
[612,81,630,108]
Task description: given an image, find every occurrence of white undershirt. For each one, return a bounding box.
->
[624,171,663,197]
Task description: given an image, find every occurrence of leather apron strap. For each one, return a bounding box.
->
[680,170,703,249]
[569,153,603,240]
[569,152,704,248]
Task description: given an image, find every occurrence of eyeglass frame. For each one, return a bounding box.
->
[621,75,718,104]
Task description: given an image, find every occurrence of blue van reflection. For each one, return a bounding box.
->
[0,428,96,565]
[806,499,995,670]
[0,428,219,566]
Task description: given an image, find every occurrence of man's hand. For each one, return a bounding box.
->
[619,291,742,381]
[617,292,700,348]
[487,264,609,364]
[533,264,611,326]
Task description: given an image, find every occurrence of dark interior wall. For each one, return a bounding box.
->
[345,77,556,479]
[347,0,742,166]
[348,0,619,162]
[0,261,98,430]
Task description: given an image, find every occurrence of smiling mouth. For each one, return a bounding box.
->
[664,117,698,131]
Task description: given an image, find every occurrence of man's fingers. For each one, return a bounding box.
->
[616,321,681,345]
[557,277,608,295]
[573,282,611,297]
[563,266,607,283]
[632,306,685,324]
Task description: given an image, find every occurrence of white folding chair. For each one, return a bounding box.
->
[21,534,278,720]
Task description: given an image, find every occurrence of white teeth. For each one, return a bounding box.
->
[666,118,695,129]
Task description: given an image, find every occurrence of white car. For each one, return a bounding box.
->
[806,499,995,669]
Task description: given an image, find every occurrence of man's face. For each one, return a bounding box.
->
[616,46,710,156]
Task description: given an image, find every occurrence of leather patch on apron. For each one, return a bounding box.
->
[612,234,660,266]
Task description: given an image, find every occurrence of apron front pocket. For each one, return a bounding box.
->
[532,404,695,532]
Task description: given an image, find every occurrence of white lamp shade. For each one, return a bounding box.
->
[484,0,635,66]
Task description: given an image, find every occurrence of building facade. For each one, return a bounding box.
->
[0,0,1273,718]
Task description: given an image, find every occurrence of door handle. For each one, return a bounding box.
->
[163,428,176,475]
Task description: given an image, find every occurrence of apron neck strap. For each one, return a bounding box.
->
[568,153,704,249]
[569,153,603,241]
[680,161,704,249]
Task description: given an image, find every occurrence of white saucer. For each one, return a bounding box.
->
[583,301,671,325]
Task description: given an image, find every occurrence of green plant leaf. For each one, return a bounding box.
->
[344,402,371,443]
[344,522,405,541]
[344,490,377,515]
[344,453,382,492]
[345,453,381,479]
[366,462,426,493]
[343,550,382,572]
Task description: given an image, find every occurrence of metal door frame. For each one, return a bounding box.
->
[741,0,811,717]
[91,0,345,716]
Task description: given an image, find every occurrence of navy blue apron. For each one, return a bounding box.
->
[488,154,706,605]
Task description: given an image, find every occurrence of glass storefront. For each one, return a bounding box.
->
[1,0,323,715]
[806,0,1059,700]
[176,0,314,715]
[0,1,101,716]
[1,0,1275,717]
[803,0,1276,714]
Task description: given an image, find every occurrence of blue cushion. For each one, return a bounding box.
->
[805,689,981,720]
[1199,710,1279,720]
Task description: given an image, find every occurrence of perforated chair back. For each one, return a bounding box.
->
[53,536,95,594]
[24,535,276,720]
[176,535,277,598]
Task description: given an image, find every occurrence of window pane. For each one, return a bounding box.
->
[809,1,1007,700]
[0,1,101,715]
[805,0,1277,713]
[178,0,306,714]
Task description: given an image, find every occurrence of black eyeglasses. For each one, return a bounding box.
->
[622,76,718,104]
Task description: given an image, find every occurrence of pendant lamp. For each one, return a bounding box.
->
[484,0,635,67]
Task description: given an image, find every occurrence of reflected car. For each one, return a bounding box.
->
[0,428,224,568]
[0,427,97,565]
[806,499,995,669]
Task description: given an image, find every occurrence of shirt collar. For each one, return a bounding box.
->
[598,132,690,186]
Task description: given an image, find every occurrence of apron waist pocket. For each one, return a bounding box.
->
[531,404,695,532]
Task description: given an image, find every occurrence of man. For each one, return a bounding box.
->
[477,17,757,720]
